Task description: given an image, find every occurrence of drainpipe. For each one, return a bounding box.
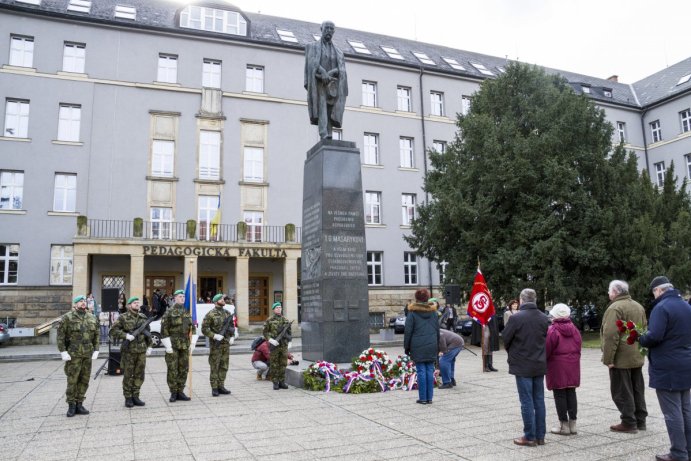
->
[639,109,650,175]
[418,67,434,296]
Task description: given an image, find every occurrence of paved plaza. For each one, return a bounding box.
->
[0,346,671,461]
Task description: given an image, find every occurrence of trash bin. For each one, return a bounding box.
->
[379,328,394,341]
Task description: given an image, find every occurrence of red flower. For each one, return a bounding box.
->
[626,320,635,330]
[616,319,624,328]
[629,330,638,340]
[617,325,627,333]
[626,336,636,345]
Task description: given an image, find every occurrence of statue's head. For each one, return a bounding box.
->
[321,21,335,42]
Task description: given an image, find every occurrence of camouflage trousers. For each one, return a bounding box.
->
[208,344,229,388]
[121,350,147,398]
[64,356,92,403]
[269,345,287,383]
[165,348,189,393]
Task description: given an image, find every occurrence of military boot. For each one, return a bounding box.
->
[169,392,177,402]
[75,402,90,415]
[218,386,231,395]
[132,396,145,406]
[66,403,76,418]
[211,388,220,397]
[125,397,134,408]
[176,391,191,401]
[278,381,289,389]
[273,381,280,390]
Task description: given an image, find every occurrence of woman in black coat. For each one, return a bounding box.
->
[404,289,440,404]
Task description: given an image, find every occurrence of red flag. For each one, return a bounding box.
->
[467,268,495,326]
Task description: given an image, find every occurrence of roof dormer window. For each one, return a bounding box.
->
[413,52,435,65]
[276,29,298,43]
[603,88,613,98]
[67,0,91,13]
[581,85,591,94]
[348,40,371,55]
[381,46,404,60]
[179,5,248,36]
[471,62,494,76]
[114,5,136,20]
[16,0,41,5]
[442,57,465,71]
[677,74,691,86]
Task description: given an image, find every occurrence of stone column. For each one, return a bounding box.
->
[283,252,299,334]
[235,256,249,329]
[72,248,89,298]
[129,254,145,299]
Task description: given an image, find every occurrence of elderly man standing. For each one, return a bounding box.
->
[640,276,691,461]
[503,288,551,447]
[601,280,647,433]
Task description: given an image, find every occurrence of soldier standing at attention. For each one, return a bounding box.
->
[109,296,153,408]
[202,293,235,396]
[263,302,292,390]
[161,289,198,402]
[58,295,100,417]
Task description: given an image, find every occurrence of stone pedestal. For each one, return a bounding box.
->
[301,140,370,363]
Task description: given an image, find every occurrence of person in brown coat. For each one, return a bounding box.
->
[601,280,648,433]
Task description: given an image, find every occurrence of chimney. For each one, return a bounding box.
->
[607,75,619,83]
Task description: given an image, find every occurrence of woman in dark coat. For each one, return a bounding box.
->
[404,289,440,404]
[546,303,582,436]
[471,315,500,371]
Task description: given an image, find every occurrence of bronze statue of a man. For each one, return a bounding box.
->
[304,21,348,140]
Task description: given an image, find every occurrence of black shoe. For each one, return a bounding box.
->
[132,397,145,406]
[416,400,428,404]
[66,403,76,417]
[488,356,498,372]
[427,400,433,404]
[438,383,453,389]
[176,392,191,401]
[211,388,219,397]
[169,392,177,402]
[125,397,134,408]
[273,382,280,390]
[218,386,231,395]
[451,379,457,386]
[75,402,89,415]
[278,382,289,389]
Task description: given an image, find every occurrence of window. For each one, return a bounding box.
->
[16,0,41,4]
[157,54,178,83]
[470,62,493,76]
[399,137,414,168]
[680,109,691,133]
[403,252,418,285]
[397,86,412,112]
[497,66,506,74]
[276,29,298,43]
[0,244,19,285]
[9,35,33,68]
[362,81,377,107]
[202,59,221,88]
[650,120,662,143]
[616,121,627,143]
[363,133,379,165]
[603,89,613,98]
[198,195,217,241]
[686,154,691,180]
[442,57,465,71]
[401,193,416,225]
[245,65,264,93]
[151,140,174,177]
[179,5,247,36]
[114,5,136,19]
[67,0,91,13]
[348,40,370,54]
[61,42,86,74]
[433,140,447,154]
[150,207,172,239]
[199,131,221,180]
[438,261,448,284]
[243,147,264,182]
[53,173,77,212]
[332,129,342,140]
[50,245,73,285]
[381,46,404,60]
[654,161,665,187]
[366,251,383,286]
[413,52,435,65]
[0,170,23,209]
[244,211,263,242]
[365,191,382,224]
[57,104,81,142]
[4,99,29,138]
[581,85,591,94]
[430,91,444,116]
[678,74,691,86]
[461,95,471,115]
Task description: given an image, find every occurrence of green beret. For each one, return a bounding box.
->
[212,293,224,303]
[174,290,185,296]
[73,295,86,304]
[429,298,438,303]
[127,296,139,304]
[272,302,282,310]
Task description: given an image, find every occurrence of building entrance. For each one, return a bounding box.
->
[199,276,223,302]
[145,276,175,301]
[248,276,269,322]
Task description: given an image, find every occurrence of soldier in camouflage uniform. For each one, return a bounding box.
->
[161,289,198,402]
[57,295,100,417]
[263,302,292,390]
[202,293,236,396]
[109,296,153,408]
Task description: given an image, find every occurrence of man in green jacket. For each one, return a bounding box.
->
[201,293,235,396]
[263,302,292,390]
[601,280,648,433]
[161,289,198,402]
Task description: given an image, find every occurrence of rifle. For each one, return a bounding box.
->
[269,320,293,351]
[121,316,155,351]
[214,313,235,346]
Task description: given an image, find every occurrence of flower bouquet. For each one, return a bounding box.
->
[343,348,394,393]
[388,354,416,390]
[303,361,343,392]
[616,319,648,356]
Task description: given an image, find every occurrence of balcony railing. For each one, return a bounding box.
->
[77,218,301,244]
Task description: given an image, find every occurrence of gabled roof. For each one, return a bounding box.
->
[633,57,691,107]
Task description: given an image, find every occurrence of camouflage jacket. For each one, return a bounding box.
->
[263,314,292,346]
[201,306,234,345]
[161,303,197,350]
[109,311,152,353]
[57,310,100,358]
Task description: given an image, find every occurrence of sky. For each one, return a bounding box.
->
[208,0,691,84]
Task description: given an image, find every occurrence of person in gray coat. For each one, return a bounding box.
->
[404,288,440,405]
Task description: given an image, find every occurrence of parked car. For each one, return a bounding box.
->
[0,323,10,346]
[454,318,473,337]
[390,312,406,334]
[569,304,601,331]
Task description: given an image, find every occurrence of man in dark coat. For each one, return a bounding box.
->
[640,276,691,461]
[502,288,550,447]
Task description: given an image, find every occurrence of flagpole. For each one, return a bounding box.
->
[481,324,486,372]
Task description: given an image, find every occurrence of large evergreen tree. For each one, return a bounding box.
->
[407,63,691,309]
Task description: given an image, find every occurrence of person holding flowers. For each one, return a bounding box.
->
[601,280,648,433]
[404,288,440,404]
[639,276,691,461]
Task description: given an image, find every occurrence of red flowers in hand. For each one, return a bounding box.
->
[626,320,636,330]
[615,319,627,333]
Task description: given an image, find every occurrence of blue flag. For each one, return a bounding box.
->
[184,274,197,325]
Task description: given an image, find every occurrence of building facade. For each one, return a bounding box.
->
[1,0,690,330]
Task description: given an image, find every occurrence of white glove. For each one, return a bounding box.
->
[146,347,152,356]
[213,334,224,341]
[234,328,239,339]
[91,351,99,360]
[125,334,135,341]
[268,338,279,347]
[228,337,235,345]
[161,337,173,354]
[288,342,292,350]
[61,351,72,361]
[189,335,199,353]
